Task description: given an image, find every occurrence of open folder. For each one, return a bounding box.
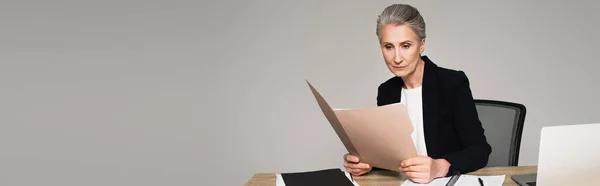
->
[306,80,417,171]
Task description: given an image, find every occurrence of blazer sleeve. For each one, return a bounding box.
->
[441,71,492,175]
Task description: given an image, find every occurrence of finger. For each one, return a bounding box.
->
[401,156,428,167]
[362,163,372,169]
[344,161,352,168]
[344,161,360,169]
[351,162,371,169]
[348,168,363,176]
[345,167,354,174]
[356,170,368,176]
[405,171,427,180]
[345,154,360,163]
[400,165,427,172]
[346,166,357,172]
[405,156,428,167]
[350,168,370,176]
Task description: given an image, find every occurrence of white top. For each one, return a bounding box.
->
[400,86,428,156]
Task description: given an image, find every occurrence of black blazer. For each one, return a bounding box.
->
[376,55,491,175]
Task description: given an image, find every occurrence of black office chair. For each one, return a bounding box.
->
[474,99,526,167]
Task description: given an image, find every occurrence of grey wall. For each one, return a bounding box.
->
[1,0,599,185]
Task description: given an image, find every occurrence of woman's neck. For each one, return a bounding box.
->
[401,59,425,89]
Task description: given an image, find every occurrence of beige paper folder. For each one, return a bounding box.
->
[307,80,417,171]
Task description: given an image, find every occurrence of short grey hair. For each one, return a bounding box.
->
[376,4,426,42]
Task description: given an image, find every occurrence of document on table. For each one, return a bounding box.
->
[306,80,417,171]
[275,168,359,186]
[401,175,505,186]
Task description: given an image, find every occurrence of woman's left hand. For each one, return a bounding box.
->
[399,156,451,184]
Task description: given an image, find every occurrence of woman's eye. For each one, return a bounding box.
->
[385,45,393,50]
[402,45,410,49]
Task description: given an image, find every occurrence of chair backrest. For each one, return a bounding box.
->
[473,99,526,167]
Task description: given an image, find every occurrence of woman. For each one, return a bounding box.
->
[343,4,492,184]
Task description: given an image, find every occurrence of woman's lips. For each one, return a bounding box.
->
[392,65,407,70]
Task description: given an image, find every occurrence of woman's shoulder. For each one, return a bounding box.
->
[435,65,469,86]
[432,65,475,102]
[423,55,470,87]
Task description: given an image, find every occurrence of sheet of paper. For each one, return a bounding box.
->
[306,80,417,171]
[334,103,416,171]
[400,175,505,186]
[275,169,359,186]
[306,81,359,155]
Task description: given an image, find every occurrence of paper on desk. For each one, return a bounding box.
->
[400,175,505,186]
[307,80,417,171]
[275,169,359,186]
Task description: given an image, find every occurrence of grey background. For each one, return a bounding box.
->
[1,0,599,185]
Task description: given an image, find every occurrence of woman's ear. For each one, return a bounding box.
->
[420,39,426,54]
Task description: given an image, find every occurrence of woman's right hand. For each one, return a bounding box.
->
[343,153,372,176]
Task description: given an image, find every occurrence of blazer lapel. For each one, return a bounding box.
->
[380,56,440,157]
[388,77,403,104]
[421,56,440,157]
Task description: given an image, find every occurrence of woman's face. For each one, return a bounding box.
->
[379,24,425,78]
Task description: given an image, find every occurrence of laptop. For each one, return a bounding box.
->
[511,174,536,186]
[511,123,600,186]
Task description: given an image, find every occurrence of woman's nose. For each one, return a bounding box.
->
[393,50,402,63]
